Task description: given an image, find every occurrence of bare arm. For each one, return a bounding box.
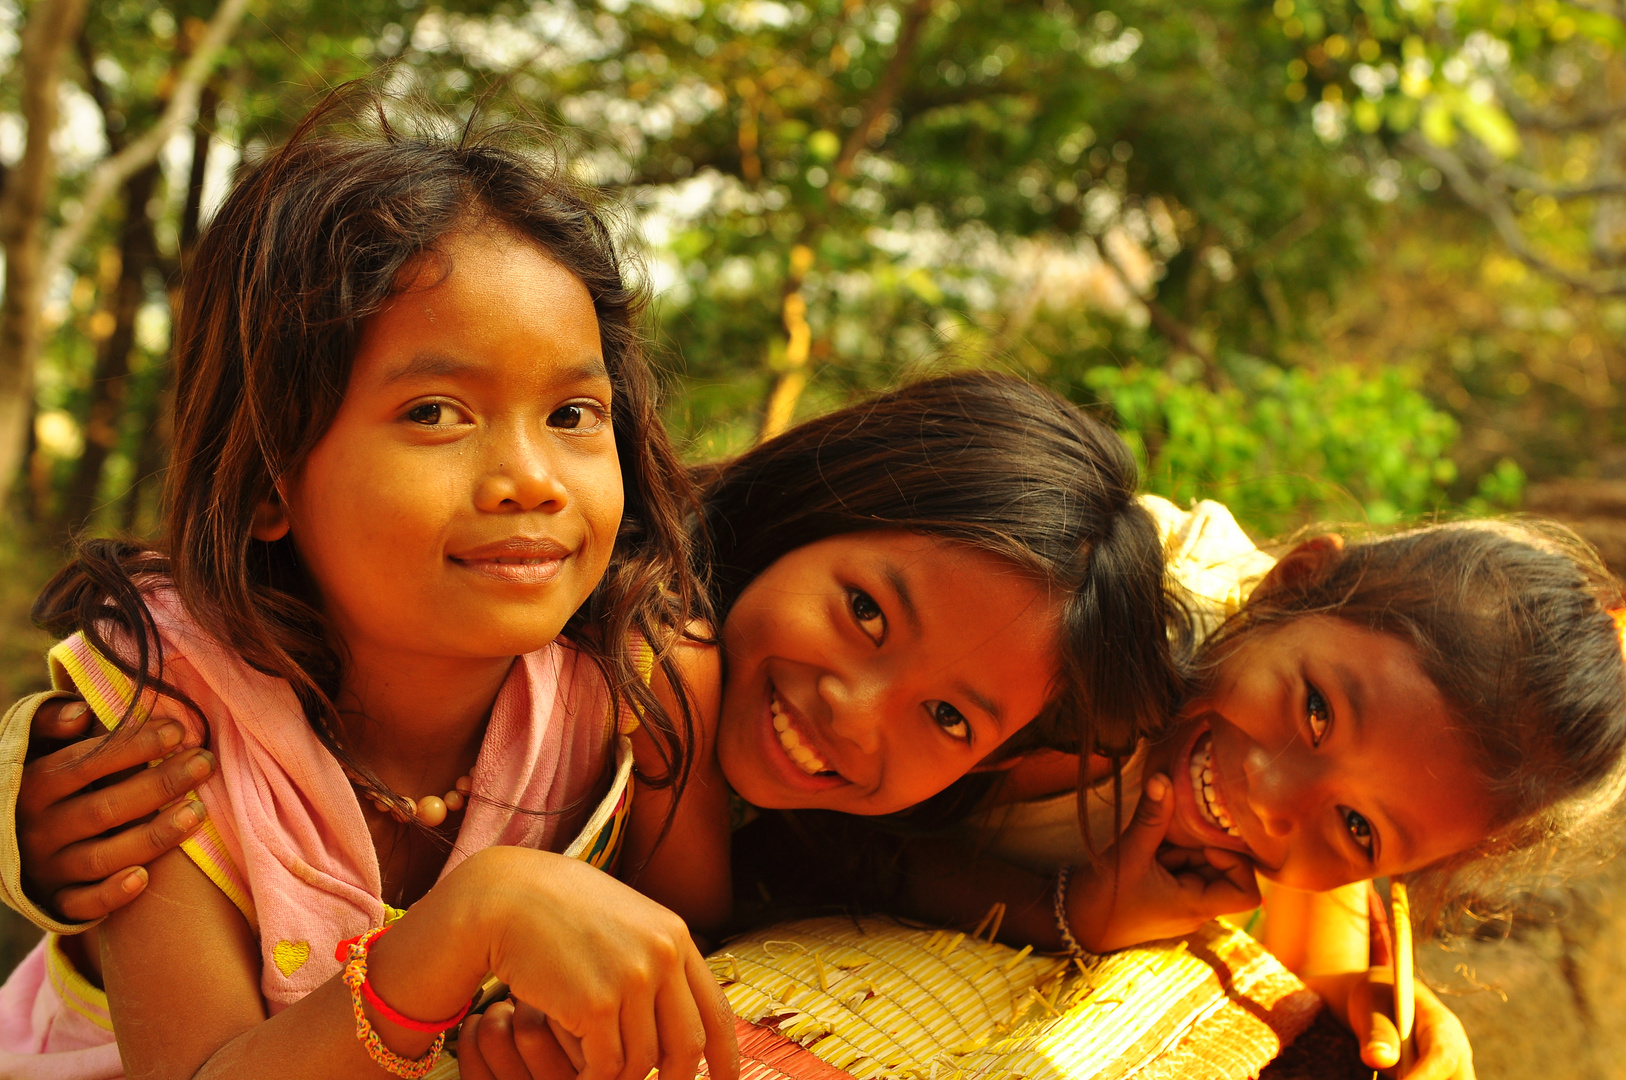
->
[903,772,1259,953]
[100,844,738,1080]
[619,637,733,941]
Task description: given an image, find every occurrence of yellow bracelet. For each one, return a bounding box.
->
[341,927,446,1079]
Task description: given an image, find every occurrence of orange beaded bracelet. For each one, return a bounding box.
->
[340,927,448,1079]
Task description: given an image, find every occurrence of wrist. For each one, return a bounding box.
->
[363,857,501,1029]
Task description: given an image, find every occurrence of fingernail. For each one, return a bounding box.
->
[61,702,88,722]
[1146,775,1169,802]
[1368,1042,1396,1066]
[175,800,207,829]
[185,750,216,780]
[157,723,184,749]
[120,867,148,894]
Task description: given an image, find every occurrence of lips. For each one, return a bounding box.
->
[448,537,571,584]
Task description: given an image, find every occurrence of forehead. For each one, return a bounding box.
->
[796,529,1060,648]
[352,225,603,380]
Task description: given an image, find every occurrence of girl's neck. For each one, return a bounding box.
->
[336,639,517,791]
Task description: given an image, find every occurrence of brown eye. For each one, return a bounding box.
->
[1306,683,1331,746]
[927,700,971,744]
[548,405,584,429]
[1342,807,1374,856]
[408,403,444,425]
[847,589,885,644]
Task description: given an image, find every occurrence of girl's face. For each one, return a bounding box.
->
[259,226,624,664]
[1152,615,1498,891]
[716,531,1063,815]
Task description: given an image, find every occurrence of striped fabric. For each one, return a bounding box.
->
[703,917,1321,1080]
[43,939,112,1034]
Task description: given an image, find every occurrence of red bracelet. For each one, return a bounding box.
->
[335,924,472,1035]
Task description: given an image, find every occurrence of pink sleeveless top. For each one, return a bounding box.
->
[0,590,631,1078]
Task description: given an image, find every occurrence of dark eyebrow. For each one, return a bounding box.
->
[380,353,610,387]
[381,353,480,386]
[956,682,1007,729]
[1333,662,1365,735]
[882,561,922,635]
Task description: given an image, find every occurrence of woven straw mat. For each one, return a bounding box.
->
[698,916,1323,1080]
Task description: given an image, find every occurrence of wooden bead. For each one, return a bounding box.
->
[415,795,447,827]
[455,776,473,795]
[444,790,466,812]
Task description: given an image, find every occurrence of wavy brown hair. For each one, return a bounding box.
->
[33,86,707,815]
[1197,519,1626,936]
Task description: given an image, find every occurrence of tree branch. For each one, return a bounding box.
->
[832,0,934,181]
[41,0,249,289]
[1405,132,1626,294]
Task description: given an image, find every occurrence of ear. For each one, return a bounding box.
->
[250,491,291,542]
[1253,533,1345,597]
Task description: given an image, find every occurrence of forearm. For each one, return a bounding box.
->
[104,848,500,1080]
[899,839,1065,951]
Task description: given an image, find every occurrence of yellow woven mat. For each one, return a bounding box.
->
[707,917,1322,1080]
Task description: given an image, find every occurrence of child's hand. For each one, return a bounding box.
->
[461,847,739,1080]
[1343,966,1476,1079]
[19,698,213,922]
[1066,773,1261,952]
[457,998,581,1080]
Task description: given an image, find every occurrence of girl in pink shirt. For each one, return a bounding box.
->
[0,86,734,1080]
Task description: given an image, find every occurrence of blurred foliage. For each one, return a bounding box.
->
[5,0,1626,554]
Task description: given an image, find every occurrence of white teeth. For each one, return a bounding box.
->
[1189,735,1241,838]
[770,694,828,775]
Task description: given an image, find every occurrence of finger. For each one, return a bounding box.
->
[21,722,195,812]
[33,750,214,859]
[1349,974,1402,1071]
[688,948,739,1080]
[1114,773,1175,869]
[651,970,707,1080]
[510,1002,579,1080]
[31,700,94,745]
[458,1013,501,1080]
[473,1001,536,1080]
[546,1013,588,1073]
[615,991,661,1080]
[1408,984,1474,1080]
[574,1001,628,1080]
[44,796,207,893]
[50,865,149,922]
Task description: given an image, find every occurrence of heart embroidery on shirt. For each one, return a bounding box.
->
[272,940,311,977]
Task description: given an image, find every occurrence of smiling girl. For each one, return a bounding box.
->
[0,95,741,1080]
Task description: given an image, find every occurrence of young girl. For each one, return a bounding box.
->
[891,514,1626,1077]
[0,91,749,1080]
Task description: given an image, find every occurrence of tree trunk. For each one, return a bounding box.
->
[121,88,215,535]
[60,162,161,535]
[0,0,91,503]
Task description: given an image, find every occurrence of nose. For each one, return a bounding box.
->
[819,670,886,755]
[473,433,569,514]
[1241,739,1320,839]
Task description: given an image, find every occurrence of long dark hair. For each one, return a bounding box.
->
[33,86,707,813]
[701,373,1190,814]
[1200,519,1626,934]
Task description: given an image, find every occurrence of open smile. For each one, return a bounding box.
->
[1170,720,1253,856]
[761,684,847,791]
[1189,732,1240,837]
